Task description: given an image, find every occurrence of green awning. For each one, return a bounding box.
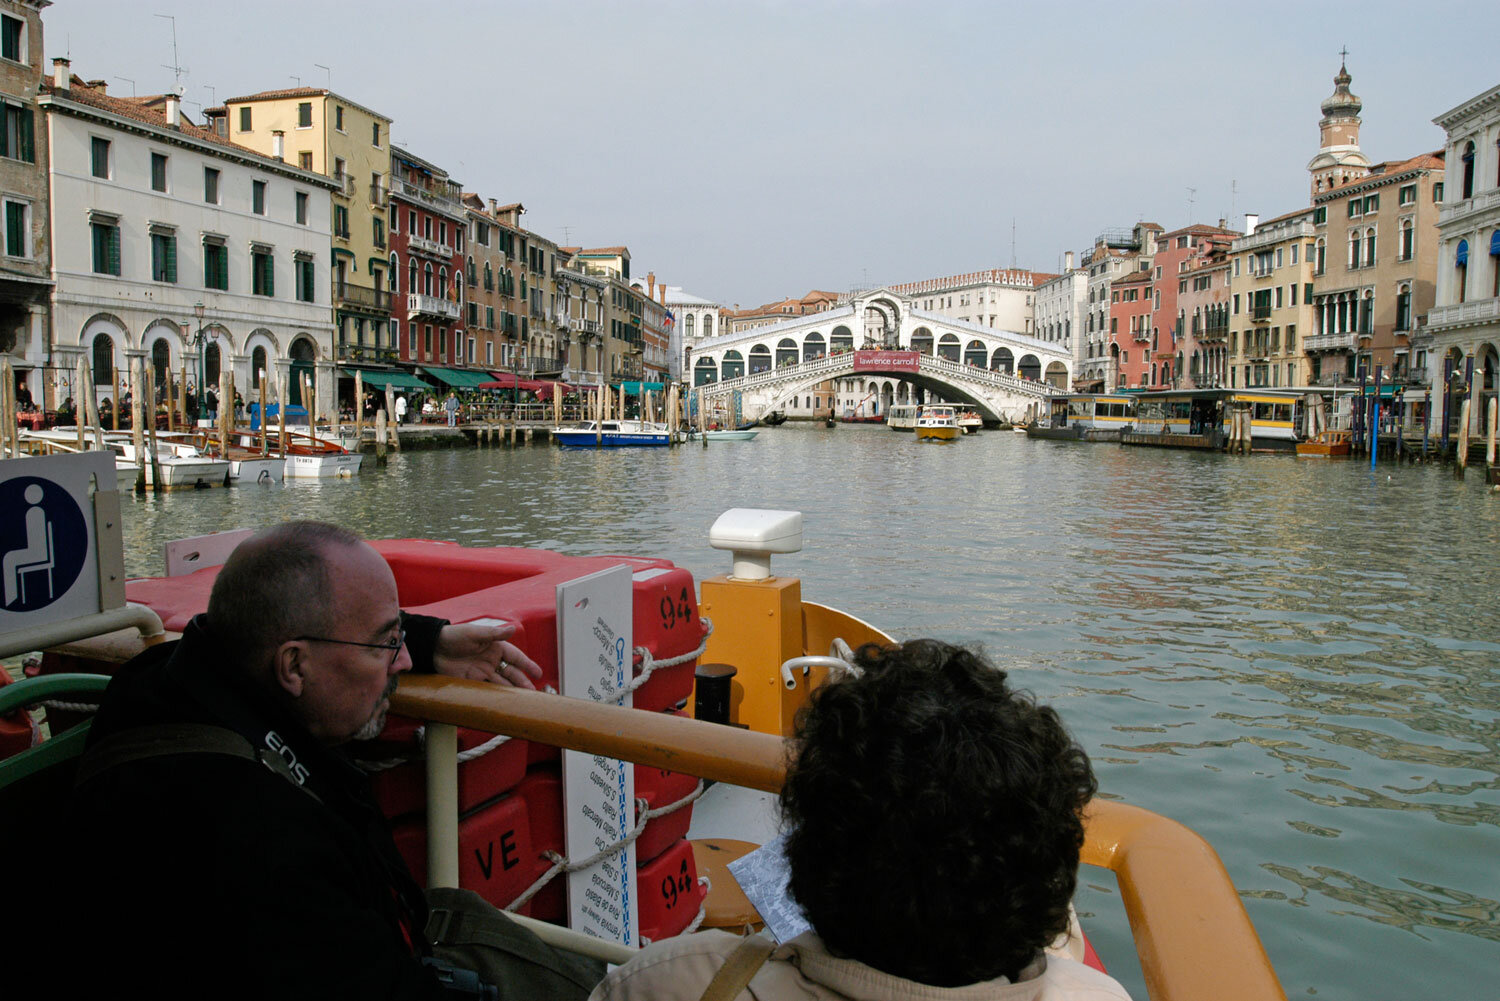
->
[621,381,666,395]
[342,367,428,391]
[421,366,496,389]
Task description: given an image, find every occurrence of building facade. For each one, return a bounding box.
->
[1177,253,1232,388]
[1107,269,1153,390]
[388,146,465,371]
[1083,223,1160,391]
[1307,60,1372,201]
[1034,253,1087,383]
[886,269,1042,335]
[0,0,51,404]
[1148,224,1238,388]
[1425,83,1500,437]
[1228,208,1316,388]
[217,87,395,368]
[42,67,336,413]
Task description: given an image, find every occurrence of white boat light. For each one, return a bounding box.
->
[708,508,803,581]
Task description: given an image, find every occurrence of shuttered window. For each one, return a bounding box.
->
[0,102,34,162]
[252,249,274,297]
[151,233,177,283]
[4,200,26,257]
[203,239,228,290]
[91,221,120,275]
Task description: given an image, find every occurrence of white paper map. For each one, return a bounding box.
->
[726,831,812,944]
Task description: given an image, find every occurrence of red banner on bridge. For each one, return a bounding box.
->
[852,350,920,373]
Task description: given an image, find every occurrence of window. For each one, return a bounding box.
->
[204,167,220,204]
[333,156,345,182]
[252,180,266,215]
[251,248,274,296]
[1349,230,1361,269]
[297,102,312,128]
[334,105,344,132]
[1461,141,1475,200]
[295,255,315,303]
[1365,228,1376,266]
[1433,182,1444,203]
[1399,184,1415,206]
[1348,199,1362,219]
[295,191,308,225]
[1399,219,1414,260]
[1313,206,1327,225]
[1363,194,1378,214]
[3,198,27,257]
[372,122,381,147]
[1395,285,1412,330]
[1316,240,1326,274]
[333,204,349,239]
[373,217,385,248]
[92,334,114,385]
[150,231,176,283]
[1290,244,1298,265]
[0,15,21,63]
[148,151,167,192]
[298,151,312,170]
[91,219,120,275]
[1275,248,1283,268]
[0,101,34,162]
[91,136,111,178]
[1290,283,1297,306]
[203,238,228,290]
[1455,239,1468,303]
[238,106,251,132]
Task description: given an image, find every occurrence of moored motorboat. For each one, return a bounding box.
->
[1296,428,1352,457]
[885,404,919,431]
[110,431,230,489]
[690,429,759,442]
[554,420,671,447]
[957,410,983,434]
[231,428,363,477]
[915,405,960,441]
[760,411,787,426]
[17,428,141,490]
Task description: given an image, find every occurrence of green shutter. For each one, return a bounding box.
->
[108,226,120,275]
[18,107,33,163]
[165,237,177,283]
[218,247,228,290]
[264,254,274,297]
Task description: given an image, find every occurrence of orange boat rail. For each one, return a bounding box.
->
[393,675,1286,1001]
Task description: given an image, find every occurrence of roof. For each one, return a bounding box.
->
[1253,206,1315,228]
[1322,151,1445,197]
[577,246,630,257]
[226,86,330,103]
[40,80,333,185]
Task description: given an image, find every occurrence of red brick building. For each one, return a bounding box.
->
[1109,270,1154,389]
[389,146,466,368]
[1148,224,1238,387]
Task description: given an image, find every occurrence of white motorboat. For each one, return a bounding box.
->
[18,429,140,490]
[554,420,671,448]
[110,432,230,489]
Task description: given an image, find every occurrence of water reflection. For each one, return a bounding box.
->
[117,426,1500,999]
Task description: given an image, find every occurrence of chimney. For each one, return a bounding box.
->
[271,130,285,161]
[165,93,180,128]
[1064,250,1074,271]
[489,198,498,215]
[1244,213,1259,236]
[1218,217,1226,229]
[87,79,107,94]
[51,57,70,89]
[647,271,655,299]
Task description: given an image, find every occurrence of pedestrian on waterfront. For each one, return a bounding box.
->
[205,387,219,422]
[233,390,244,421]
[592,639,1129,1001]
[16,381,34,410]
[395,393,408,425]
[444,391,459,427]
[40,521,602,1001]
[186,384,198,423]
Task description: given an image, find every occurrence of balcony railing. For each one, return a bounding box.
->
[337,343,399,364]
[369,183,389,208]
[581,319,601,335]
[1252,305,1272,321]
[1198,322,1229,342]
[407,233,451,259]
[1427,297,1500,330]
[335,282,392,312]
[394,175,463,213]
[407,293,461,321]
[1303,330,1355,352]
[530,304,545,320]
[331,172,356,198]
[1437,188,1500,226]
[1131,327,1150,342]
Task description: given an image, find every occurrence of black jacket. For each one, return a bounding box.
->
[52,612,452,1000]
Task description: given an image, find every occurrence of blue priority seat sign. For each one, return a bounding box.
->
[0,452,116,631]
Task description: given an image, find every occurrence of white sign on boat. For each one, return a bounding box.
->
[557,563,638,946]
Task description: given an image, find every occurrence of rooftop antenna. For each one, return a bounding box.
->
[314,63,331,89]
[1010,218,1017,269]
[561,226,572,244]
[1230,178,1237,227]
[153,14,184,95]
[1187,186,1197,220]
[204,84,215,108]
[289,75,301,87]
[113,76,136,97]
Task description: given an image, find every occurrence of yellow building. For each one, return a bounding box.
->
[1228,208,1317,388]
[211,88,395,364]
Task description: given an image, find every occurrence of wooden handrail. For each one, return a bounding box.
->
[391,676,1285,1001]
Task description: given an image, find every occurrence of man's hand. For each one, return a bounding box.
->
[431,621,543,690]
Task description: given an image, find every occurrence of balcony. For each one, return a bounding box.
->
[331,172,356,199]
[1437,188,1500,227]
[1252,305,1272,321]
[337,343,399,364]
[407,293,460,321]
[581,319,601,335]
[335,282,391,313]
[407,233,451,259]
[1131,327,1150,343]
[529,303,545,320]
[1303,330,1356,352]
[369,183,389,208]
[1199,323,1229,343]
[1409,367,1429,384]
[1426,297,1500,331]
[394,175,463,214]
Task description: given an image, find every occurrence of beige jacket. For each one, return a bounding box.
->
[589,929,1133,1001]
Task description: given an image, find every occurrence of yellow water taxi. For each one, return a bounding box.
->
[915,405,961,441]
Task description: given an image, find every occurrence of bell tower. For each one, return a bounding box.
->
[1307,53,1371,200]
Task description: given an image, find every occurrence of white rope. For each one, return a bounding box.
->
[606,617,714,707]
[457,732,512,763]
[505,779,707,912]
[39,700,99,713]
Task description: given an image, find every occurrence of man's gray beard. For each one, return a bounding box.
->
[353,675,401,741]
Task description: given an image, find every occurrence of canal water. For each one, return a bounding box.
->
[114,424,1500,1001]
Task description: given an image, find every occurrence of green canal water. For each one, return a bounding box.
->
[111,424,1500,1001]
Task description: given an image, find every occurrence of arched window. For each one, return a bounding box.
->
[251,345,267,388]
[1395,283,1412,331]
[389,253,398,291]
[484,261,492,291]
[408,258,417,295]
[1461,141,1475,200]
[438,267,448,300]
[1361,290,1375,334]
[703,314,713,337]
[1455,239,1469,304]
[1365,227,1376,266]
[1348,229,1361,269]
[455,273,463,306]
[1315,238,1326,275]
[204,343,221,387]
[151,339,170,388]
[684,314,693,337]
[1400,220,1413,261]
[92,333,114,384]
[424,263,434,296]
[467,256,476,285]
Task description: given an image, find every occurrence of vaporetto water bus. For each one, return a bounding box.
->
[1027,395,1139,442]
[886,403,920,431]
[0,484,1285,1001]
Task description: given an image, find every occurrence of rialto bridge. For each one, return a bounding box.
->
[688,288,1069,423]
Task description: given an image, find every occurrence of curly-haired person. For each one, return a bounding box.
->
[590,639,1132,1001]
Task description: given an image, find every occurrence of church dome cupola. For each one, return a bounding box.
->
[1307,53,1371,199]
[1320,60,1362,120]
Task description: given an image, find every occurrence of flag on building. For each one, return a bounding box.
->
[664,310,675,328]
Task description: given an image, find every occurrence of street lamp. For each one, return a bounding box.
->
[190,301,217,426]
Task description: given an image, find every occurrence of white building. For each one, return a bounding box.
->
[1033,252,1087,382]
[659,284,723,382]
[1426,82,1500,438]
[1081,224,1161,391]
[41,63,337,415]
[885,268,1040,336]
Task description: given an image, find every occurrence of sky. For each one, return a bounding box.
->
[41,0,1500,309]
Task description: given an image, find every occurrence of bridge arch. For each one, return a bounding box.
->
[992,347,1013,373]
[911,327,933,355]
[937,333,960,361]
[776,338,798,367]
[803,332,825,361]
[694,357,718,386]
[722,350,744,380]
[1045,361,1068,388]
[749,344,771,374]
[1018,354,1041,380]
[964,339,987,367]
[830,325,854,354]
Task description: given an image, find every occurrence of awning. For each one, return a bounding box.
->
[342,367,428,391]
[477,372,548,392]
[1455,239,1468,266]
[1490,229,1500,256]
[420,366,495,389]
[621,381,666,395]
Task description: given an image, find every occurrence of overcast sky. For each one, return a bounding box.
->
[43,0,1500,308]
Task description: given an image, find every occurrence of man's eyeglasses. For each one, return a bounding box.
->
[294,629,407,668]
